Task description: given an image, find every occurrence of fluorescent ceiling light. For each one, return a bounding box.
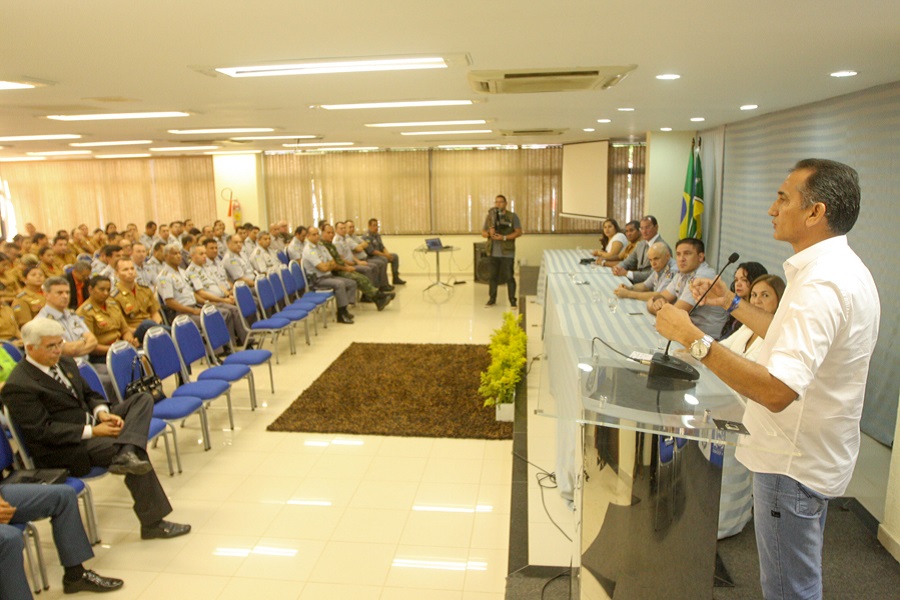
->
[0,156,47,162]
[656,73,681,80]
[217,56,447,78]
[660,127,673,131]
[47,111,190,121]
[0,81,35,90]
[740,104,759,111]
[70,140,153,147]
[596,119,611,124]
[282,142,354,148]
[315,146,379,152]
[690,117,705,122]
[231,135,318,141]
[96,154,152,159]
[0,134,81,142]
[583,128,595,132]
[204,150,262,155]
[830,70,857,78]
[319,100,473,110]
[438,144,503,149]
[150,145,219,151]
[366,119,486,128]
[26,150,92,156]
[169,127,274,134]
[400,129,491,136]
[617,107,635,112]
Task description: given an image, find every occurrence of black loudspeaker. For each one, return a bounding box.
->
[474,242,491,284]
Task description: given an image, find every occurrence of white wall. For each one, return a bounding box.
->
[878,391,900,562]
[644,131,695,246]
[212,154,266,230]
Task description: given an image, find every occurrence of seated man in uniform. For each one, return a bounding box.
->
[250,231,281,275]
[363,218,406,285]
[184,246,248,344]
[1,318,191,540]
[35,276,97,364]
[301,227,357,324]
[110,258,167,342]
[38,246,64,279]
[287,226,307,262]
[0,252,19,305]
[0,300,22,346]
[76,275,140,366]
[321,224,393,310]
[613,242,677,301]
[222,234,257,289]
[334,221,390,292]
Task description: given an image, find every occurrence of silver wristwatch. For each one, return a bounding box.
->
[689,334,714,360]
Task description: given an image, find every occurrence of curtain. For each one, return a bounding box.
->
[607,144,646,226]
[1,157,215,234]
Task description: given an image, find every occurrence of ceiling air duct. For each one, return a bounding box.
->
[468,65,636,94]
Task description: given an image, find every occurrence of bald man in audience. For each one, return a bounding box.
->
[614,242,677,301]
[608,215,671,282]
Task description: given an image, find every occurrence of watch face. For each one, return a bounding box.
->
[691,338,710,359]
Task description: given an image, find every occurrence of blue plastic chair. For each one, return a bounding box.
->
[277,265,324,332]
[233,281,295,363]
[172,315,257,412]
[276,250,289,265]
[200,304,274,393]
[78,361,178,476]
[1,341,23,362]
[256,276,311,346]
[267,270,318,337]
[2,405,102,545]
[290,260,335,323]
[107,340,209,453]
[143,326,235,430]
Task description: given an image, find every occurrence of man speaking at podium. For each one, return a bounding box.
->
[654,159,880,600]
[481,195,523,308]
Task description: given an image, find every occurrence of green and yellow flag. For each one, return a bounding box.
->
[679,138,704,239]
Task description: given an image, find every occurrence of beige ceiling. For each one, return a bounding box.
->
[1,0,898,159]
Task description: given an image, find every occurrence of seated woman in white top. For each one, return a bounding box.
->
[715,273,785,539]
[592,218,628,263]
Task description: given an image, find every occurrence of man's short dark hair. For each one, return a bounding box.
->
[642,215,659,227]
[496,194,507,202]
[52,235,68,245]
[100,244,122,258]
[294,226,307,236]
[37,246,53,258]
[72,261,92,274]
[88,274,111,290]
[145,220,156,229]
[625,220,640,230]
[42,276,69,293]
[181,234,195,246]
[793,158,860,235]
[152,241,166,252]
[368,218,378,226]
[32,233,47,244]
[675,237,705,254]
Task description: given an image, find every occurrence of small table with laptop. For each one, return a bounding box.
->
[422,238,457,292]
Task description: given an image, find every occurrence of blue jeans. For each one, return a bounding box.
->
[753,472,831,600]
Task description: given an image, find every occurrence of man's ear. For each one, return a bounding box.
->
[806,202,828,228]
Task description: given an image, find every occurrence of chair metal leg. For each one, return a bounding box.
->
[79,485,101,545]
[199,406,212,451]
[246,371,257,410]
[164,422,183,473]
[161,430,174,476]
[303,320,311,345]
[266,359,274,393]
[22,524,43,593]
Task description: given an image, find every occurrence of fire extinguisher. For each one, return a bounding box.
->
[222,188,243,227]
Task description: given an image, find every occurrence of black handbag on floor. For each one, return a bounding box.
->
[123,355,166,403]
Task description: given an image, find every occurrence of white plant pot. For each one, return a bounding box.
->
[495,401,514,422]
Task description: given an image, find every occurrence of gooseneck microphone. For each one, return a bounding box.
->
[647,252,740,388]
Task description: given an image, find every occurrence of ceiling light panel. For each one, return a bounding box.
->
[319,100,473,110]
[400,129,492,136]
[0,81,36,90]
[0,134,81,142]
[0,156,47,162]
[26,150,92,156]
[47,111,190,121]
[96,154,152,159]
[169,128,274,134]
[282,142,354,147]
[150,145,219,151]
[70,140,153,147]
[230,135,318,141]
[216,56,449,78]
[366,120,487,128]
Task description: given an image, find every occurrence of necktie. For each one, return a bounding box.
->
[50,364,76,395]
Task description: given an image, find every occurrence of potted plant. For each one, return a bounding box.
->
[479,311,527,422]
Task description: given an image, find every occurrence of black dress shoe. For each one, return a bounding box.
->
[380,285,395,292]
[63,570,124,594]
[337,312,354,324]
[141,520,191,540]
[109,451,152,476]
[392,277,406,285]
[375,295,392,311]
[510,299,517,308]
[359,296,374,303]
[485,299,496,306]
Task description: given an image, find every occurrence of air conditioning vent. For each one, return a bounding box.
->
[469,65,636,94]
[499,129,567,137]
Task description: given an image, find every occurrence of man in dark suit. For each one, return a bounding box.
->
[65,260,92,309]
[609,215,671,284]
[0,318,190,540]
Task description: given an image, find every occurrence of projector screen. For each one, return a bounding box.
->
[561,140,609,220]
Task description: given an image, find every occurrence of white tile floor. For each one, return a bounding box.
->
[26,276,513,600]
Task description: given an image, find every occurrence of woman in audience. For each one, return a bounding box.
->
[592,218,628,262]
[715,273,785,540]
[11,265,47,327]
[720,261,767,339]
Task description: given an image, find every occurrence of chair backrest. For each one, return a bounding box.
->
[279,265,299,300]
[276,250,289,265]
[200,304,233,355]
[290,261,309,294]
[143,326,188,381]
[1,405,34,469]
[0,417,16,471]
[233,281,259,321]
[78,362,108,401]
[255,275,278,314]
[1,342,22,362]
[172,315,209,366]
[267,271,287,308]
[107,340,145,403]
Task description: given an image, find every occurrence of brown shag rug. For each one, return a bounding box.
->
[267,342,513,440]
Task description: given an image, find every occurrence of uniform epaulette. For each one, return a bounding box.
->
[82,303,94,311]
[110,287,120,297]
[15,291,26,298]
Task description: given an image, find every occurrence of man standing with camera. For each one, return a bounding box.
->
[481,195,523,307]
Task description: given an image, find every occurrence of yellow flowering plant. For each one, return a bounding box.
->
[479,311,527,407]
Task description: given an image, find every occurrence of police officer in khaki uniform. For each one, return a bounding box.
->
[0,302,22,343]
[0,252,20,304]
[111,258,166,342]
[11,266,47,327]
[77,274,138,365]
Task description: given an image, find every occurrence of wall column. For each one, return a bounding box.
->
[212,154,267,230]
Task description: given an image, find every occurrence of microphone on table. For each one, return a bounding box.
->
[647,252,740,388]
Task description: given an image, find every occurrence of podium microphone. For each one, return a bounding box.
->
[647,252,740,387]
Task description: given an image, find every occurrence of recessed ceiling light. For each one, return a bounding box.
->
[96,154,153,159]
[740,104,758,111]
[216,56,448,78]
[690,117,705,122]
[169,128,274,135]
[617,108,635,112]
[282,142,354,148]
[660,127,673,132]
[656,74,681,80]
[149,146,219,151]
[0,81,35,90]
[830,70,857,78]
[204,150,263,155]
[70,140,153,147]
[0,156,47,162]
[319,100,474,110]
[230,135,318,141]
[0,134,81,142]
[366,119,486,128]
[47,111,190,121]
[400,129,491,136]
[26,150,92,156]
[597,119,612,124]
[583,128,595,132]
